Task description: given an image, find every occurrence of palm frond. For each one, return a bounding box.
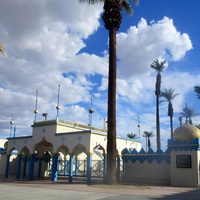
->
[181,105,199,124]
[127,132,137,139]
[79,0,139,15]
[150,59,167,73]
[0,43,4,55]
[160,88,179,103]
[78,0,104,4]
[142,131,155,138]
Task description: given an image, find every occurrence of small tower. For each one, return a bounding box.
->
[34,89,39,122]
[56,84,61,119]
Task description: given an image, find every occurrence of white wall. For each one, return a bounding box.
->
[122,159,170,185]
[171,150,200,187]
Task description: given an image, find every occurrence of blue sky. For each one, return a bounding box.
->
[0,0,200,150]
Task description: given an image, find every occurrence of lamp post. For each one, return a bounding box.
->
[34,89,39,122]
[56,84,61,119]
[88,97,94,127]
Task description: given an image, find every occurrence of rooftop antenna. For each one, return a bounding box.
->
[88,97,94,127]
[56,84,61,119]
[10,112,14,137]
[137,116,141,140]
[34,89,39,122]
[13,126,16,138]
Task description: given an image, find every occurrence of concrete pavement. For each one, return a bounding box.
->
[0,176,200,200]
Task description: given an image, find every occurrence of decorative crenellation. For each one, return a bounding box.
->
[122,147,170,164]
[168,138,200,151]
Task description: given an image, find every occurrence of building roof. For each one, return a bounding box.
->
[173,123,200,142]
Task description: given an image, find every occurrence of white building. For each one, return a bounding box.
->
[1,119,141,183]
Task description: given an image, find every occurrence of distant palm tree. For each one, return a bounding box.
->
[0,43,4,55]
[194,86,200,99]
[160,88,179,139]
[180,104,199,125]
[150,59,167,149]
[79,0,139,185]
[142,131,155,151]
[127,132,137,139]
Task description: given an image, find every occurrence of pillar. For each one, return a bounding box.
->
[103,153,107,178]
[87,152,92,184]
[23,156,27,177]
[51,153,59,181]
[68,154,74,183]
[5,154,11,178]
[16,154,22,179]
[28,154,35,180]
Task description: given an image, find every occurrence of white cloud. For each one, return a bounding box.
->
[117,17,192,79]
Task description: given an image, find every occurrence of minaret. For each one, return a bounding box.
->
[10,112,14,137]
[88,97,94,127]
[34,89,39,122]
[56,84,61,119]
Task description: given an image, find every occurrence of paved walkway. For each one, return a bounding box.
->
[0,176,200,200]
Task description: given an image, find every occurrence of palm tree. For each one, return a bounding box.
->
[160,88,179,139]
[194,86,200,99]
[142,131,155,151]
[150,59,166,150]
[79,0,139,184]
[0,43,4,55]
[180,104,199,125]
[127,132,137,139]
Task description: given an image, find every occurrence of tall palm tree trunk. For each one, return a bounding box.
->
[156,94,161,149]
[168,102,174,139]
[147,137,151,150]
[170,116,173,139]
[106,27,117,184]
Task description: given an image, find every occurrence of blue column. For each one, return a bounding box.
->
[87,153,92,184]
[38,156,43,177]
[68,154,74,183]
[23,156,27,177]
[5,154,10,178]
[28,154,35,180]
[117,155,121,182]
[51,153,59,181]
[103,153,107,178]
[16,154,22,179]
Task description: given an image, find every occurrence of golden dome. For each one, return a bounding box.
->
[173,123,200,142]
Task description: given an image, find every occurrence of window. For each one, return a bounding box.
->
[176,155,191,168]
